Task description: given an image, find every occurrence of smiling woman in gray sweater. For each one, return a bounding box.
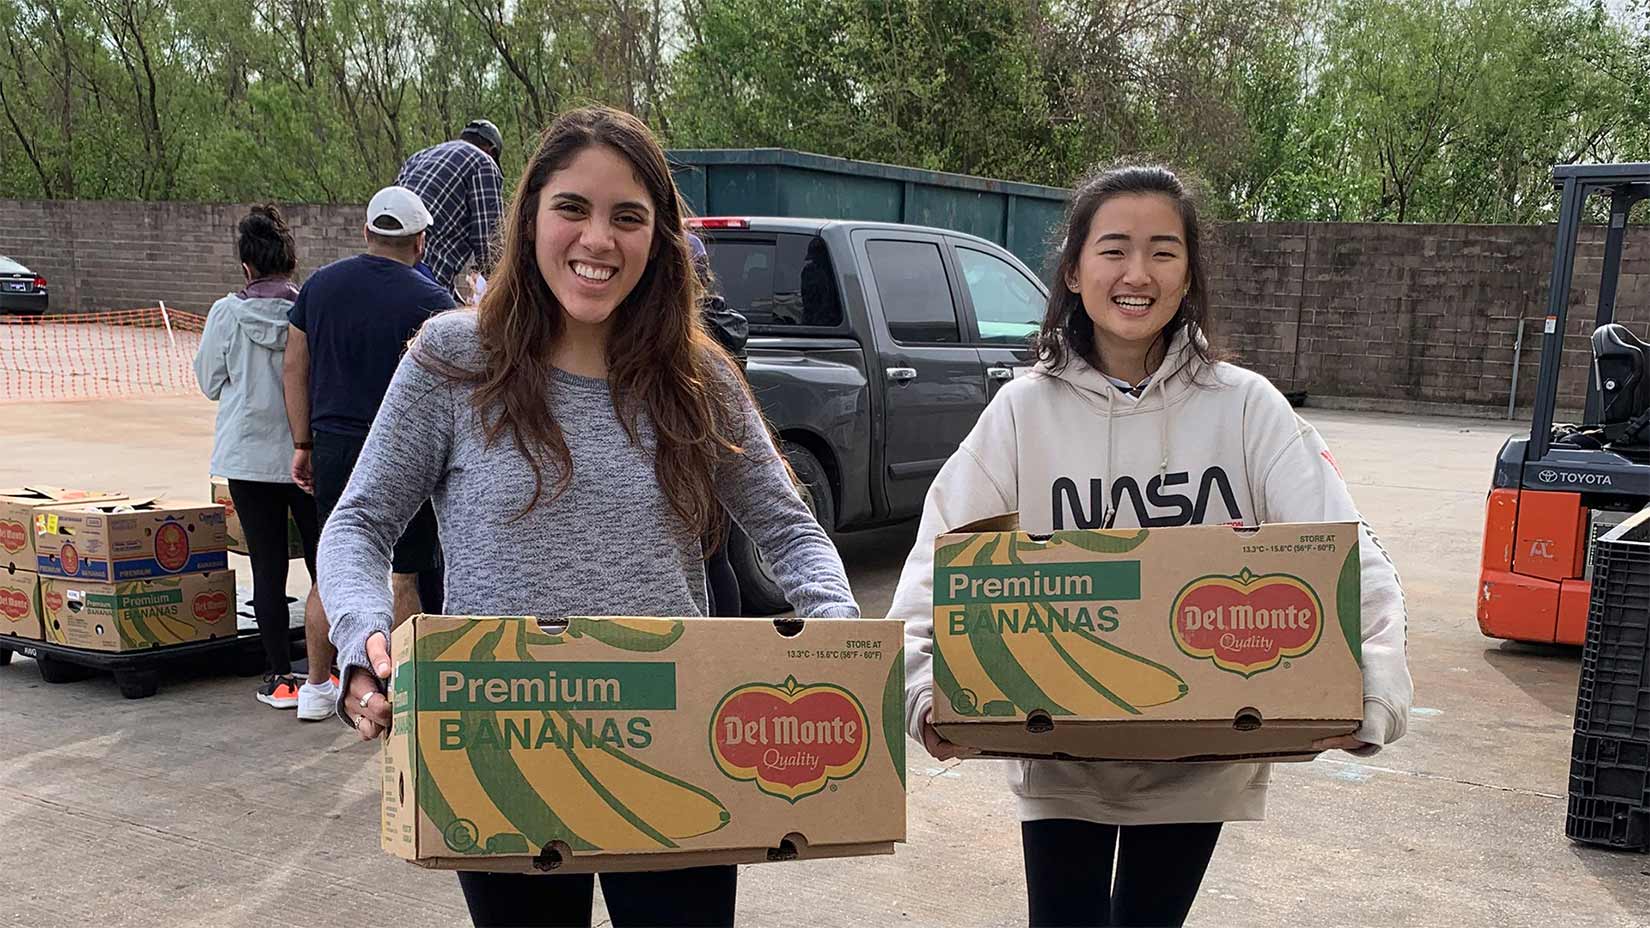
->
[317,107,857,927]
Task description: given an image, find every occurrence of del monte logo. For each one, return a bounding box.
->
[155,521,191,572]
[193,590,230,624]
[1171,568,1322,677]
[0,519,25,555]
[711,675,868,803]
[0,588,28,620]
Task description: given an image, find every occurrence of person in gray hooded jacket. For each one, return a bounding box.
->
[194,205,322,711]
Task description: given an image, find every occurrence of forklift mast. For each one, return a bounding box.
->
[1528,164,1650,462]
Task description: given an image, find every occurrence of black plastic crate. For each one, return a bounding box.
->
[1575,510,1650,741]
[1567,732,1650,850]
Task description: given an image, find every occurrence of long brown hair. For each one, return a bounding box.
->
[1036,163,1225,380]
[416,106,746,534]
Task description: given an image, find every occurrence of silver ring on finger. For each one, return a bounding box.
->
[359,690,378,710]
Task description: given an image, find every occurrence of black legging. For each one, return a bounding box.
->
[1022,819,1223,928]
[457,865,737,928]
[225,479,319,676]
[705,514,741,617]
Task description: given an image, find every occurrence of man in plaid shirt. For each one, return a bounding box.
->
[395,119,505,297]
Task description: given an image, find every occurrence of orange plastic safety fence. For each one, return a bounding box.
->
[0,307,208,402]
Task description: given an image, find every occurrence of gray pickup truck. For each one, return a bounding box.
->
[689,217,1051,612]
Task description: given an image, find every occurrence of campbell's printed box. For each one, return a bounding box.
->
[384,615,906,872]
[0,487,126,572]
[931,516,1363,761]
[38,570,237,651]
[0,567,42,640]
[211,477,305,559]
[34,499,228,581]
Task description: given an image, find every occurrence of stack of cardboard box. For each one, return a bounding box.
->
[32,499,237,652]
[0,487,126,645]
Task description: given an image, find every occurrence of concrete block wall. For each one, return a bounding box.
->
[2,198,1644,414]
[0,199,362,318]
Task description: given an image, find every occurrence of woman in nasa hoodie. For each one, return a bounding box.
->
[889,164,1412,928]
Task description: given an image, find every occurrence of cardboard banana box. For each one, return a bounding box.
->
[210,477,305,559]
[0,486,126,572]
[38,570,238,651]
[931,515,1364,762]
[0,567,42,640]
[35,499,228,581]
[384,614,906,872]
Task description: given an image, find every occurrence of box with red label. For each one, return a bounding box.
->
[0,487,126,572]
[384,615,906,872]
[211,477,305,559]
[34,499,228,582]
[930,516,1364,762]
[37,570,237,651]
[0,567,42,640]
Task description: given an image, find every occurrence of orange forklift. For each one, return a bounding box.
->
[1479,163,1650,645]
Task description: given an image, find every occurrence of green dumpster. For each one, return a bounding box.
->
[667,148,1069,277]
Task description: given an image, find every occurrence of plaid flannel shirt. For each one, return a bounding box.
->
[395,140,503,293]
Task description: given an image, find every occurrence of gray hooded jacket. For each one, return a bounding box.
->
[194,281,300,483]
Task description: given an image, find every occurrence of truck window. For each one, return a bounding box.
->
[866,240,960,344]
[703,233,844,329]
[956,246,1045,346]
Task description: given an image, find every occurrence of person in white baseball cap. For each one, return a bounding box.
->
[365,185,434,239]
[279,183,455,721]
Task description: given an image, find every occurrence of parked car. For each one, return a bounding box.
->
[690,217,1050,613]
[0,255,48,314]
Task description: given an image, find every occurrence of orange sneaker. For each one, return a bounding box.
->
[256,674,301,709]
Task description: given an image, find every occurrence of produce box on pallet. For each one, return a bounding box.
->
[0,487,126,572]
[38,570,238,651]
[930,515,1365,762]
[210,477,306,560]
[34,499,228,581]
[0,567,42,640]
[384,614,906,872]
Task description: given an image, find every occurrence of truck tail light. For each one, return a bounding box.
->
[686,218,750,230]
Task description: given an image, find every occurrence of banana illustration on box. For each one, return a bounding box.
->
[408,617,731,856]
[934,529,1190,718]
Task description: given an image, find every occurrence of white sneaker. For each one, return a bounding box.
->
[297,678,339,721]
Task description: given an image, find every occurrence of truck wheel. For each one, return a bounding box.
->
[734,443,836,616]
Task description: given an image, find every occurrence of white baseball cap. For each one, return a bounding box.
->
[366,185,432,237]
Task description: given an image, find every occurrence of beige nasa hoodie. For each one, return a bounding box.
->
[888,328,1412,824]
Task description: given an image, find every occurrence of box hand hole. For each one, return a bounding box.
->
[766,832,807,861]
[1233,707,1263,732]
[773,618,804,638]
[535,617,569,635]
[1025,709,1054,734]
[533,840,571,871]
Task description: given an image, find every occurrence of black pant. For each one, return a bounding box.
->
[225,479,319,676]
[704,515,740,617]
[312,428,443,610]
[1022,819,1222,928]
[457,865,737,928]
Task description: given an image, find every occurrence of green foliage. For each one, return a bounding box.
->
[0,0,1640,221]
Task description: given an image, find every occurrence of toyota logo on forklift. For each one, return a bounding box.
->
[1478,162,1645,650]
[1535,470,1612,487]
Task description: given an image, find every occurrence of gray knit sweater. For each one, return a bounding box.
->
[317,310,859,719]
